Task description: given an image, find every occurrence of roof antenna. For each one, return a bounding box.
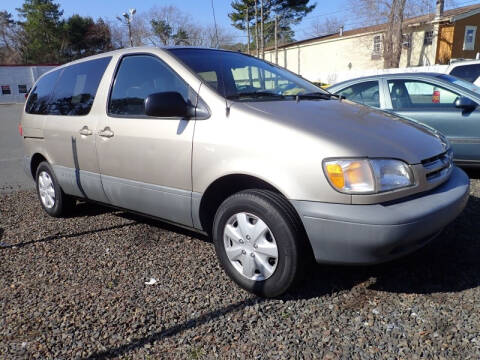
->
[211,0,220,48]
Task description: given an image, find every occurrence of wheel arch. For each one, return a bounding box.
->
[197,173,294,235]
[30,153,48,179]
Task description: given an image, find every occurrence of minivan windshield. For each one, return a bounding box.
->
[168,48,328,101]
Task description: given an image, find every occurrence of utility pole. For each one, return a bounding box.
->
[116,8,136,47]
[245,6,250,55]
[254,0,259,57]
[274,16,278,65]
[260,0,264,59]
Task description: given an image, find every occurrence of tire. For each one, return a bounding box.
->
[35,161,76,217]
[212,189,307,298]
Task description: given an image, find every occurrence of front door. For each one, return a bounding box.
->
[96,54,195,226]
[386,78,480,162]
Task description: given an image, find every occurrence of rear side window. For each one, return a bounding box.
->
[108,55,189,116]
[450,64,480,83]
[336,81,380,108]
[48,57,111,116]
[25,70,60,114]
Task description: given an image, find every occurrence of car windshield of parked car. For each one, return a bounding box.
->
[168,48,326,101]
[438,74,480,95]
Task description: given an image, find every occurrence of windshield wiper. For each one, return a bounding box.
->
[294,92,336,100]
[226,91,285,100]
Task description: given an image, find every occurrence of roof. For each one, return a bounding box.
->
[268,3,480,51]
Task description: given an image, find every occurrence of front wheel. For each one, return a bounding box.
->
[35,161,76,217]
[212,190,306,297]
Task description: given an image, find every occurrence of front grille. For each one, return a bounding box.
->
[422,150,453,183]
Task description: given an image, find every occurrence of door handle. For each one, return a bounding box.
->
[99,127,114,138]
[79,126,93,136]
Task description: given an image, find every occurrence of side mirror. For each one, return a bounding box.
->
[144,92,194,118]
[455,96,477,110]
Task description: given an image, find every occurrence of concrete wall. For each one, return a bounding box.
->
[0,65,56,103]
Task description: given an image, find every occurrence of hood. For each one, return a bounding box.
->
[235,99,446,164]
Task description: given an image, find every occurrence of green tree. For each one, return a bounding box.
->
[151,19,172,45]
[16,0,64,64]
[229,0,315,49]
[62,15,111,60]
[63,14,93,59]
[173,28,189,45]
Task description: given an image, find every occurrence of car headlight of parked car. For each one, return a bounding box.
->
[323,158,414,194]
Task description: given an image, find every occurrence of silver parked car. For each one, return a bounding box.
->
[328,73,480,166]
[21,47,469,297]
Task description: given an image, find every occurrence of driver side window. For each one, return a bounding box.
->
[388,80,460,110]
[109,55,189,116]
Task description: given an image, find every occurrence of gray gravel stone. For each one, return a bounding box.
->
[0,171,479,359]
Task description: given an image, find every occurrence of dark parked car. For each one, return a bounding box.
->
[329,73,480,167]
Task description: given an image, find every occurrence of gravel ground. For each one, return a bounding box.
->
[1,173,480,359]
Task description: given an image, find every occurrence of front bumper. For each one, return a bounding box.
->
[291,166,470,264]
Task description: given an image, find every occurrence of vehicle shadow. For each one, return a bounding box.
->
[112,194,480,299]
[285,194,480,300]
[464,167,480,180]
[64,200,112,218]
[0,222,136,249]
[115,212,210,243]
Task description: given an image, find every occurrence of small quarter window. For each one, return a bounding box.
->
[26,71,60,114]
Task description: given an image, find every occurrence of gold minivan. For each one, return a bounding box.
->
[21,47,470,297]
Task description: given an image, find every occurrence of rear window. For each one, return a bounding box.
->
[26,70,60,114]
[48,57,111,116]
[449,64,480,83]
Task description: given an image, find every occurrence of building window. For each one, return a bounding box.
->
[18,85,27,94]
[402,33,411,49]
[373,35,382,54]
[424,31,433,45]
[1,85,11,95]
[463,26,477,51]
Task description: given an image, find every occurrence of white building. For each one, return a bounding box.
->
[264,3,480,84]
[0,65,56,103]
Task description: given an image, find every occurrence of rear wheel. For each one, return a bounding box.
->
[35,161,75,217]
[212,189,306,297]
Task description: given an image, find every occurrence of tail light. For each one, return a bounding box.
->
[18,123,23,137]
[24,93,28,99]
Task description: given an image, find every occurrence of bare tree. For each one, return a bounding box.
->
[0,11,22,63]
[349,0,457,68]
[106,5,235,50]
[306,16,344,38]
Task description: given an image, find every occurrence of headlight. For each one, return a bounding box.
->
[323,159,414,194]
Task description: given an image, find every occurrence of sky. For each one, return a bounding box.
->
[3,0,350,42]
[2,0,478,42]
